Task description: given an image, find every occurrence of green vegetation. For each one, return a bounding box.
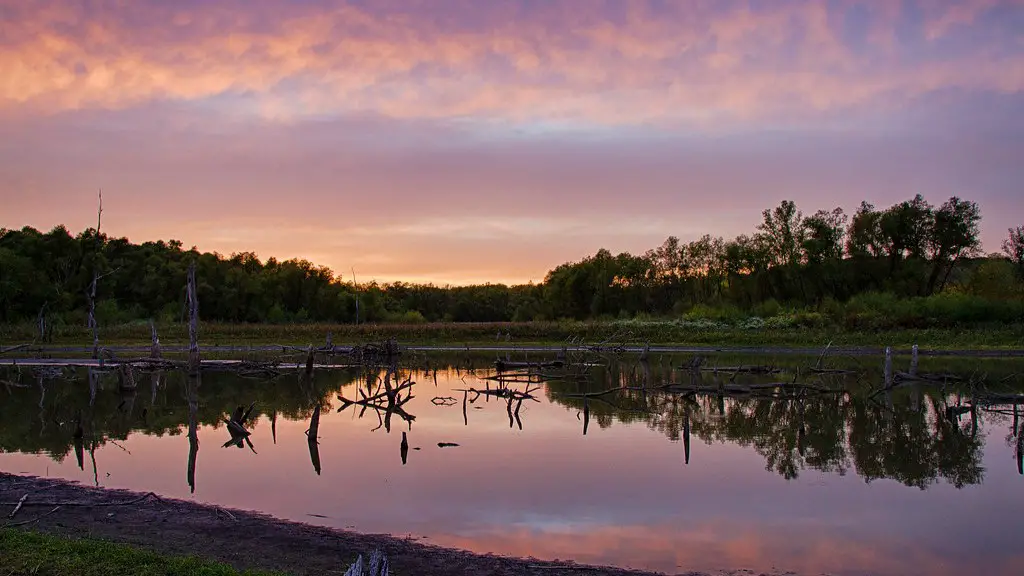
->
[2,196,1022,333]
[2,319,1023,349]
[0,529,283,576]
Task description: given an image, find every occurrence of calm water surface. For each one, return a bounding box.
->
[2,353,1023,576]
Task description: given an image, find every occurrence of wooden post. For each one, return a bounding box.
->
[909,344,919,377]
[186,263,200,373]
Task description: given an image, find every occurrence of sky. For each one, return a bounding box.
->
[1,0,1022,285]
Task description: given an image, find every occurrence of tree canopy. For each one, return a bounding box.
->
[0,194,1020,327]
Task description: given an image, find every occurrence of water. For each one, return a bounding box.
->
[1,353,1023,575]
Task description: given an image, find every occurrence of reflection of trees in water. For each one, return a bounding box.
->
[0,357,1012,489]
[0,367,357,460]
[547,360,991,488]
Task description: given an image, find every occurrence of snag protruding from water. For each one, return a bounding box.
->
[186,262,200,374]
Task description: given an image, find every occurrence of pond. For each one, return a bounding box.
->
[1,351,1023,576]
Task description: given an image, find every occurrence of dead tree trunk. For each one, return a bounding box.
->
[150,320,161,359]
[89,190,103,360]
[186,263,200,373]
[305,345,315,377]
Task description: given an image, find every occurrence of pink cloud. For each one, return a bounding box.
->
[0,1,1021,124]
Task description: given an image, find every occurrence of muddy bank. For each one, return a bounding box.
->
[1,473,704,576]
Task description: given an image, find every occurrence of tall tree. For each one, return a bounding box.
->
[802,208,847,264]
[846,202,885,258]
[925,197,981,295]
[758,200,804,268]
[879,194,933,268]
[1004,226,1024,280]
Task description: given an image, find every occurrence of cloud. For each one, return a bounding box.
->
[1,0,1022,125]
[2,93,1021,284]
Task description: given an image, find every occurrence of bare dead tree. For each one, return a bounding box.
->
[88,190,102,359]
[150,320,161,359]
[186,262,200,373]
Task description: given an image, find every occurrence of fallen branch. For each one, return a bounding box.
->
[8,494,27,518]
[0,492,166,509]
[5,505,61,528]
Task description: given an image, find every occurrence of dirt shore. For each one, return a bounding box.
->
[1,473,710,576]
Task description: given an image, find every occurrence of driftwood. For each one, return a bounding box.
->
[495,359,563,371]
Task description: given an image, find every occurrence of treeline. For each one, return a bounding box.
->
[1,194,1023,328]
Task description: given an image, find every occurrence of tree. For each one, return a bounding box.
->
[925,197,981,294]
[846,202,885,258]
[758,200,804,268]
[879,194,933,266]
[1004,226,1024,280]
[802,208,847,264]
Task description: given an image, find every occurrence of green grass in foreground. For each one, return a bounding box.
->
[3,320,1024,350]
[0,529,284,576]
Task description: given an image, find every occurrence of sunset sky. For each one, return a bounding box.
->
[2,0,1022,285]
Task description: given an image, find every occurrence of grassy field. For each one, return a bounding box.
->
[0,529,283,576]
[2,319,1023,350]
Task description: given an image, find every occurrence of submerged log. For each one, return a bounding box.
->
[494,359,563,371]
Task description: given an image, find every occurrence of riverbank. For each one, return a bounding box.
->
[3,320,1024,350]
[0,474,694,576]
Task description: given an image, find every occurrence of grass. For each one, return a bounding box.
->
[0,529,285,576]
[2,319,1023,350]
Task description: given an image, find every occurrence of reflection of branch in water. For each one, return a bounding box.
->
[307,404,321,475]
[73,420,84,471]
[400,431,408,465]
[186,374,200,494]
[37,377,45,438]
[338,366,416,433]
[271,411,277,445]
[89,369,98,407]
[223,401,258,454]
[683,404,690,465]
[150,372,160,406]
[583,396,590,436]
[90,445,98,487]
